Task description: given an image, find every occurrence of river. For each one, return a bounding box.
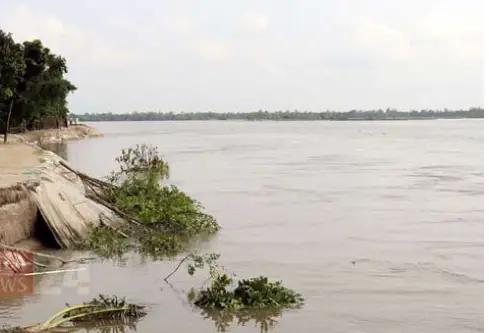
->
[0,120,484,332]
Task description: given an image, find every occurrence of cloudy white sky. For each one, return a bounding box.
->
[0,0,484,113]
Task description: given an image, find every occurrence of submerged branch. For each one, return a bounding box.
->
[0,244,96,266]
[59,160,115,190]
[99,213,129,238]
[164,253,192,282]
[86,193,143,227]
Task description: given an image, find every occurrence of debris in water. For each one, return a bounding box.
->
[191,274,304,311]
[3,294,146,333]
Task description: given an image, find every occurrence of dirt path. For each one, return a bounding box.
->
[0,140,43,187]
[0,125,102,188]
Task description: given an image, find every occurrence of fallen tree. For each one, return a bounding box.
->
[72,144,221,259]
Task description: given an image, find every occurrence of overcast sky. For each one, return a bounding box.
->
[0,0,483,113]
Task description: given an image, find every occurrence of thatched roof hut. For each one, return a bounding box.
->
[0,153,122,247]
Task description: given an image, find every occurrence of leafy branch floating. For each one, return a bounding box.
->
[190,274,304,311]
[1,295,145,333]
[163,253,304,314]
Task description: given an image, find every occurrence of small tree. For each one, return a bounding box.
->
[0,29,25,143]
[3,88,14,143]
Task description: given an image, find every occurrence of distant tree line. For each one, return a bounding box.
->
[0,28,76,142]
[76,108,483,122]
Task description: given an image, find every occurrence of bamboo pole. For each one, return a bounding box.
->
[0,244,96,266]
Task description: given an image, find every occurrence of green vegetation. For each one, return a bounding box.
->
[79,144,220,259]
[0,29,76,142]
[75,107,483,122]
[78,144,303,326]
[61,295,146,322]
[190,274,304,310]
[167,252,304,318]
[1,295,146,333]
[2,25,315,328]
[185,266,301,332]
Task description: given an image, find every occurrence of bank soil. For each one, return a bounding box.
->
[16,124,103,145]
[0,124,104,246]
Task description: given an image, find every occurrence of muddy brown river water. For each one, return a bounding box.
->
[0,120,483,332]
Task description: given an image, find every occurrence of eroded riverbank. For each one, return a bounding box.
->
[0,124,103,185]
[0,124,104,246]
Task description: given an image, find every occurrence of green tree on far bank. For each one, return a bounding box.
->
[0,28,76,141]
[75,108,484,122]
